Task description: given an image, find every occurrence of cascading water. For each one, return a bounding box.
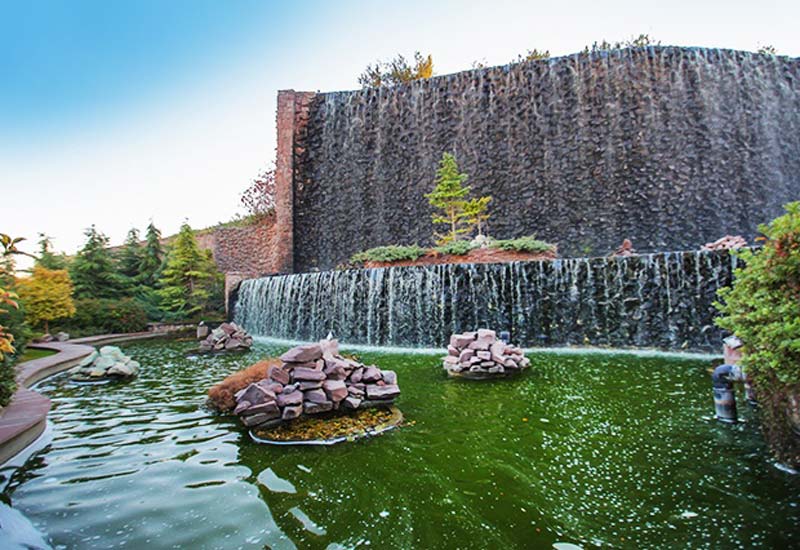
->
[234,249,736,352]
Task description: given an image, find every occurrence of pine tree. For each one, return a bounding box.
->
[36,234,68,270]
[118,228,143,282]
[157,222,220,318]
[16,267,76,334]
[70,225,124,299]
[139,222,164,288]
[425,153,472,245]
[464,196,492,237]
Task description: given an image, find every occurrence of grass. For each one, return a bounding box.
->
[17,347,57,363]
[350,245,427,265]
[489,235,555,254]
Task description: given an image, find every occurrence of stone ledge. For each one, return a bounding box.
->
[0,332,171,467]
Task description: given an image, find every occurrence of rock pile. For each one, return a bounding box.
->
[70,346,140,381]
[198,322,253,353]
[702,235,747,251]
[234,339,400,430]
[443,329,530,377]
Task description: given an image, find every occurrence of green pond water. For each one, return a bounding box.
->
[1,339,798,549]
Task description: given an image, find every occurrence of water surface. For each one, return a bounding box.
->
[1,340,797,549]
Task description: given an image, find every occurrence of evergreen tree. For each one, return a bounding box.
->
[70,225,124,299]
[139,222,164,288]
[157,222,220,318]
[118,228,144,281]
[16,267,76,334]
[425,153,472,245]
[464,196,492,237]
[36,233,68,270]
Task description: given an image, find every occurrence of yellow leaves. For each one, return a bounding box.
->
[16,267,76,329]
[255,408,395,442]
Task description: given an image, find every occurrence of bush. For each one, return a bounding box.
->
[434,240,478,256]
[350,245,427,265]
[58,297,148,336]
[490,236,555,254]
[207,358,282,412]
[715,202,800,467]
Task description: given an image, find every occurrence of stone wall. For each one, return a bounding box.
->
[278,47,800,272]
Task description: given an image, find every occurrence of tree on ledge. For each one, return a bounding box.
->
[358,52,434,88]
[425,153,472,245]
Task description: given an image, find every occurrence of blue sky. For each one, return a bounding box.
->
[2,0,799,261]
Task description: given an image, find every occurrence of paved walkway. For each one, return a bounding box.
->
[0,332,172,466]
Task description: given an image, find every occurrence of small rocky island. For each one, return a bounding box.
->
[223,339,401,443]
[197,322,253,353]
[443,329,530,378]
[70,346,140,381]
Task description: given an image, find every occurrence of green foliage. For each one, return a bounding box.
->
[583,34,661,53]
[463,196,492,237]
[157,222,222,318]
[0,233,29,406]
[490,236,555,254]
[70,225,125,299]
[36,233,68,270]
[350,245,427,265]
[118,228,144,282]
[138,222,164,288]
[16,267,76,333]
[425,153,472,245]
[434,240,478,256]
[58,297,148,336]
[359,52,434,88]
[514,49,550,63]
[715,202,800,466]
[757,45,777,55]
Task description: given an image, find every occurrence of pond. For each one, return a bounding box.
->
[1,339,798,549]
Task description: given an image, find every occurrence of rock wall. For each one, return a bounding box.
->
[286,47,800,272]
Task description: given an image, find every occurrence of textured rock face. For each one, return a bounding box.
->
[234,339,401,430]
[234,249,737,352]
[290,47,800,272]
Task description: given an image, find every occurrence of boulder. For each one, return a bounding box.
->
[303,401,333,415]
[292,367,326,382]
[323,380,348,402]
[282,405,303,420]
[298,380,323,391]
[280,344,323,364]
[365,384,400,400]
[243,401,280,417]
[341,396,362,410]
[381,370,397,385]
[276,390,303,407]
[303,389,328,404]
[238,383,275,407]
[269,366,290,385]
[55,332,70,342]
[349,367,364,384]
[477,329,496,341]
[362,366,382,383]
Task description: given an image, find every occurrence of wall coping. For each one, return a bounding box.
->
[0,332,172,467]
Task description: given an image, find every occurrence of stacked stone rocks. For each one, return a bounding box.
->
[702,235,747,251]
[234,339,400,429]
[198,322,253,353]
[443,329,530,376]
[70,346,140,381]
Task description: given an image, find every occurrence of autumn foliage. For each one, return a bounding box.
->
[207,358,282,412]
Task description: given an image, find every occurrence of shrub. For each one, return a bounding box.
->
[207,358,282,412]
[715,202,800,467]
[434,240,478,256]
[59,297,148,336]
[490,236,555,254]
[350,245,427,265]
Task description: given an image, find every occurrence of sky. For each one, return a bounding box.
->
[2,0,799,264]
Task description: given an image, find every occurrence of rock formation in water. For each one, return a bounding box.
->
[198,322,253,353]
[234,339,400,430]
[70,346,140,381]
[443,329,529,377]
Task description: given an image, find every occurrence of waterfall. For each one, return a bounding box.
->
[234,249,737,352]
